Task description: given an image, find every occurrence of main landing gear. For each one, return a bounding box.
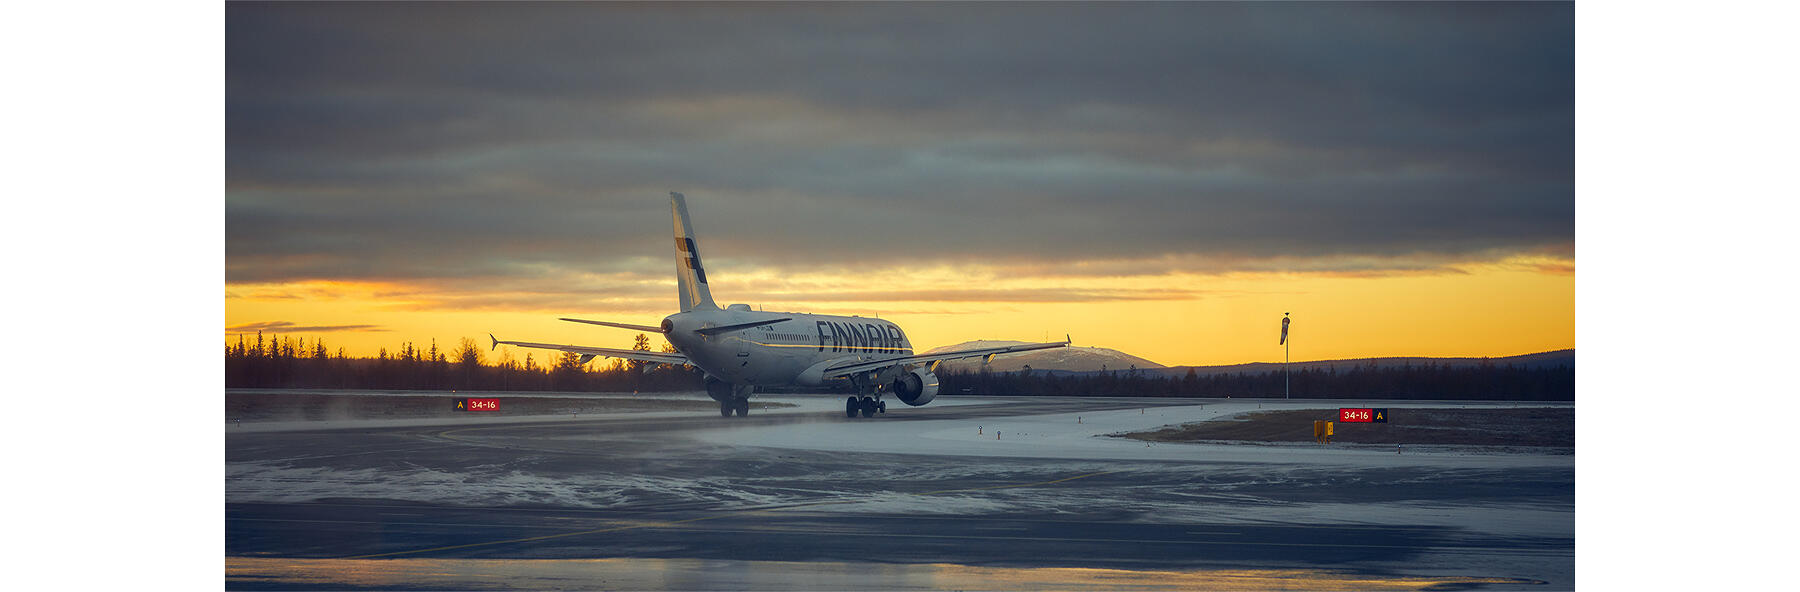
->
[845,395,885,418]
[719,398,750,417]
[707,378,753,418]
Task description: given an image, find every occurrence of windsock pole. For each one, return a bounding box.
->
[1282,313,1291,399]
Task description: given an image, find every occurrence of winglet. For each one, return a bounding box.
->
[1065,333,1072,344]
[489,333,499,351]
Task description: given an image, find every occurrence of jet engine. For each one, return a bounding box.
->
[893,368,939,406]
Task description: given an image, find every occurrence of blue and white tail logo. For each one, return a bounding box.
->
[670,192,717,311]
[676,237,707,284]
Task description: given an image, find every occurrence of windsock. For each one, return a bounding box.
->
[1280,315,1290,345]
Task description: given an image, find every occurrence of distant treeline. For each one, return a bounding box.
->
[225,333,703,392]
[226,333,1572,400]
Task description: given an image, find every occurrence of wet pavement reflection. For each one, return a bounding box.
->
[227,557,1544,591]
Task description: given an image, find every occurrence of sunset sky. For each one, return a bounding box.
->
[225,2,1573,366]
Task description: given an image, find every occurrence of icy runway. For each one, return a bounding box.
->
[226,391,1573,590]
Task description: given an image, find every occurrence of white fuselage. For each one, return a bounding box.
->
[493,192,1060,415]
[663,306,915,386]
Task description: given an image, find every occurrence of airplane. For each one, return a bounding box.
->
[491,192,1069,418]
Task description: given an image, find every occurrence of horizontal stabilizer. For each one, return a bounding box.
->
[560,318,665,333]
[489,336,689,366]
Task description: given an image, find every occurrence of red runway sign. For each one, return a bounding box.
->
[1339,408,1388,423]
[455,398,501,412]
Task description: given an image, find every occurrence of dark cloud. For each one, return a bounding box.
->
[227,2,1572,285]
[226,321,386,335]
[735,287,1210,304]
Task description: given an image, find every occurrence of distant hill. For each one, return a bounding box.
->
[924,340,1165,373]
[921,340,1573,378]
[1154,349,1575,378]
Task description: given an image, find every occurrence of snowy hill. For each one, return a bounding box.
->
[922,340,1165,373]
[918,341,1574,378]
[1155,349,1576,377]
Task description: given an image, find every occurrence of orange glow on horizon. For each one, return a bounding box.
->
[225,256,1572,367]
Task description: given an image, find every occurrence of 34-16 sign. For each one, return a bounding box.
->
[454,398,500,412]
[1339,408,1388,423]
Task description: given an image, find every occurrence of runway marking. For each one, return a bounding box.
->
[336,470,1118,560]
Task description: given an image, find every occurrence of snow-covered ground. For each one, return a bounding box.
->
[697,398,1574,467]
[224,390,997,433]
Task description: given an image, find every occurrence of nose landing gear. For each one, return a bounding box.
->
[708,378,754,418]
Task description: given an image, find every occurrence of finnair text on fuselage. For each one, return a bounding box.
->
[816,320,910,354]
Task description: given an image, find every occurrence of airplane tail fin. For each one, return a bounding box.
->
[670,192,718,312]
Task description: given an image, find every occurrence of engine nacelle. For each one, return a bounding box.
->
[893,368,939,407]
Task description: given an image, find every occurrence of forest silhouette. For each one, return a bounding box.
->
[226,332,1572,400]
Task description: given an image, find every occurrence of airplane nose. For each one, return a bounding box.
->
[661,318,674,334]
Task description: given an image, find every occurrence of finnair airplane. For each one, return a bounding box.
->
[492,192,1068,418]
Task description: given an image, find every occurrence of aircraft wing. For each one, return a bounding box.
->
[490,334,689,366]
[820,337,1070,378]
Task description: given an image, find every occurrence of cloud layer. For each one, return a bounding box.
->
[227,3,1573,304]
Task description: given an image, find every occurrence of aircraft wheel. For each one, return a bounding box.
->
[878,401,886,414]
[720,400,732,417]
[859,396,876,418]
[734,399,749,417]
[846,396,859,418]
